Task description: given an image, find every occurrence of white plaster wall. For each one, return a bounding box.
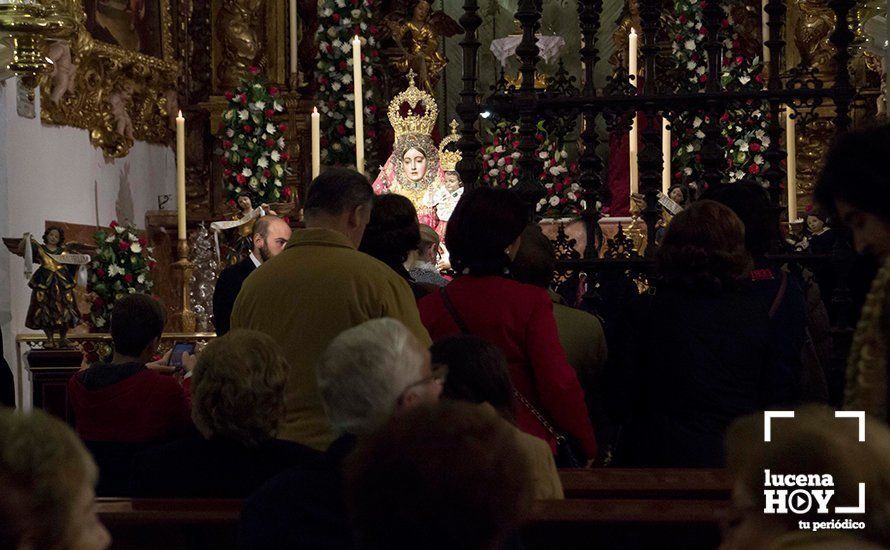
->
[0,79,176,409]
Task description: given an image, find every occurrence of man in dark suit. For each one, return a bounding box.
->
[213,216,291,335]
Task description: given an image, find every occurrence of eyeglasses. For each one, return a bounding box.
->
[398,363,448,402]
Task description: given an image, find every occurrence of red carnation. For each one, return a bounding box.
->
[109,220,119,228]
[370,25,379,34]
[748,163,761,175]
[279,123,288,132]
[699,73,708,83]
[236,174,247,184]
[118,241,130,251]
[240,93,248,104]
[332,13,340,23]
[721,19,729,29]
[338,60,348,71]
[224,168,232,177]
[263,169,272,178]
[224,90,234,100]
[265,108,274,117]
[243,124,253,133]
[699,27,707,36]
[249,66,260,75]
[678,14,687,23]
[228,199,237,207]
[281,152,290,161]
[282,187,292,199]
[124,273,134,284]
[223,140,232,149]
[244,157,254,167]
[96,268,106,279]
[265,138,276,147]
[735,56,745,66]
[720,113,730,123]
[138,237,147,247]
[148,261,157,269]
[93,295,104,306]
[336,124,346,135]
[749,142,762,153]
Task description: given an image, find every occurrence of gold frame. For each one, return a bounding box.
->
[38,0,179,158]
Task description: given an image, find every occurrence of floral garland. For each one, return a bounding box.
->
[670,0,771,188]
[88,221,156,330]
[317,0,381,170]
[481,121,585,218]
[220,67,289,205]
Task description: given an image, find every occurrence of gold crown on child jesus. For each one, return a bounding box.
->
[388,70,438,138]
[438,120,462,172]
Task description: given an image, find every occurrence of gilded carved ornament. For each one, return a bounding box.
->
[37,0,179,158]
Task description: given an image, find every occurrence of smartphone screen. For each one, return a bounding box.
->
[168,342,196,368]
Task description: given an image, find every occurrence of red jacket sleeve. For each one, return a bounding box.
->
[524,290,598,459]
[156,376,192,437]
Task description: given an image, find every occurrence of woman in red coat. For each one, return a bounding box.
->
[418,188,597,463]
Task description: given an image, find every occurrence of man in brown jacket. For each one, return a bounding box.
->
[230,168,430,451]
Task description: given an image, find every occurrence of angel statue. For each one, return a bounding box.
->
[210,192,276,265]
[384,0,462,93]
[374,71,445,229]
[7,226,91,348]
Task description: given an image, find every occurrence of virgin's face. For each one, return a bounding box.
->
[806,215,824,234]
[402,148,428,183]
[46,229,61,246]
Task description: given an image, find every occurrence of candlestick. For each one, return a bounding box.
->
[786,107,798,222]
[629,28,639,197]
[289,0,298,84]
[352,35,365,175]
[311,107,320,179]
[662,117,671,195]
[175,110,186,241]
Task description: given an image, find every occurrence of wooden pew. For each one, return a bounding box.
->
[96,469,732,549]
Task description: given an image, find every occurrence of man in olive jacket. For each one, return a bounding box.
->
[231,168,431,451]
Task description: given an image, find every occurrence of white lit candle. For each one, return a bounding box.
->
[352,35,365,175]
[786,107,798,222]
[176,110,186,240]
[289,0,298,80]
[311,107,320,179]
[662,117,671,195]
[762,0,770,66]
[629,28,639,197]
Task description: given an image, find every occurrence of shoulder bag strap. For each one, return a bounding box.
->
[769,270,788,319]
[439,287,471,334]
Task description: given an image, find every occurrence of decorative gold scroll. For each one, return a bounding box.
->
[38,0,179,158]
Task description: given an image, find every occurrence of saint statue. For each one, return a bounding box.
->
[12,227,90,348]
[384,0,462,93]
[374,71,445,230]
[210,192,276,264]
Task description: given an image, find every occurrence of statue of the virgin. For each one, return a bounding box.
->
[373,71,445,229]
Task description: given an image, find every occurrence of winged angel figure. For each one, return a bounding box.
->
[384,0,462,93]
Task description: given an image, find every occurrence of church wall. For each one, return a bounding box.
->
[0,80,176,409]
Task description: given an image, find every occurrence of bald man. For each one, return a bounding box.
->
[213,216,292,336]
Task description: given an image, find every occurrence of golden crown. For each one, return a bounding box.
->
[388,70,438,138]
[438,120,462,172]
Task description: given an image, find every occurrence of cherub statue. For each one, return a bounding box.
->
[384,0,462,93]
[46,41,77,104]
[9,226,91,348]
[108,81,136,142]
[803,207,835,255]
[422,120,463,240]
[210,192,276,265]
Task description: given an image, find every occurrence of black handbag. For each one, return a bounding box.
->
[437,287,587,468]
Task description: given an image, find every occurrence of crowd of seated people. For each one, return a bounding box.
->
[1,125,889,549]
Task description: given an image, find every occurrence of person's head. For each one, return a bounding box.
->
[191,329,289,446]
[110,293,165,362]
[815,125,890,258]
[359,194,421,268]
[658,199,752,293]
[417,224,440,264]
[430,335,514,420]
[444,171,461,193]
[668,184,689,206]
[394,134,439,188]
[251,215,291,262]
[236,192,253,212]
[445,187,527,275]
[303,168,374,247]
[344,401,534,550]
[43,225,65,247]
[0,408,111,550]
[700,182,778,260]
[805,208,829,235]
[511,224,556,289]
[316,318,440,436]
[721,405,890,549]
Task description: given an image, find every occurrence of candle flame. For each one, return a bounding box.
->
[352,35,360,44]
[630,28,636,36]
[313,106,319,114]
[177,110,183,118]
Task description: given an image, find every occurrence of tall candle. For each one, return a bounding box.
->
[352,35,365,175]
[662,117,671,195]
[289,0,298,79]
[629,28,639,197]
[311,107,320,179]
[786,108,798,222]
[762,0,770,66]
[176,110,186,240]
